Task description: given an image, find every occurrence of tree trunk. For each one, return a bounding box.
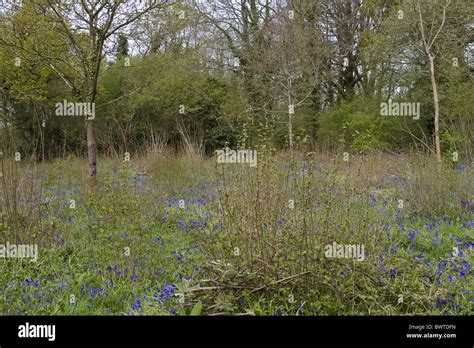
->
[428,54,442,164]
[87,119,97,179]
[288,111,293,150]
[288,92,293,150]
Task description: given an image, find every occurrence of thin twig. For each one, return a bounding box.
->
[250,271,311,293]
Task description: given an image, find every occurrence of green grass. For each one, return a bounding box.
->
[0,151,472,315]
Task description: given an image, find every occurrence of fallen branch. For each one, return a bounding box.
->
[208,312,256,316]
[250,271,311,294]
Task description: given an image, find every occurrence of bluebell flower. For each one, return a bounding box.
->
[211,222,222,233]
[131,297,141,310]
[21,278,39,288]
[461,199,474,211]
[159,283,176,298]
[456,163,470,172]
[88,287,102,299]
[369,194,376,203]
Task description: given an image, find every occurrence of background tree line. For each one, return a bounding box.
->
[1,0,473,172]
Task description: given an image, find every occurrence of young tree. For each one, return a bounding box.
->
[260,2,326,149]
[415,0,451,164]
[198,0,274,126]
[44,0,170,180]
[360,0,472,161]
